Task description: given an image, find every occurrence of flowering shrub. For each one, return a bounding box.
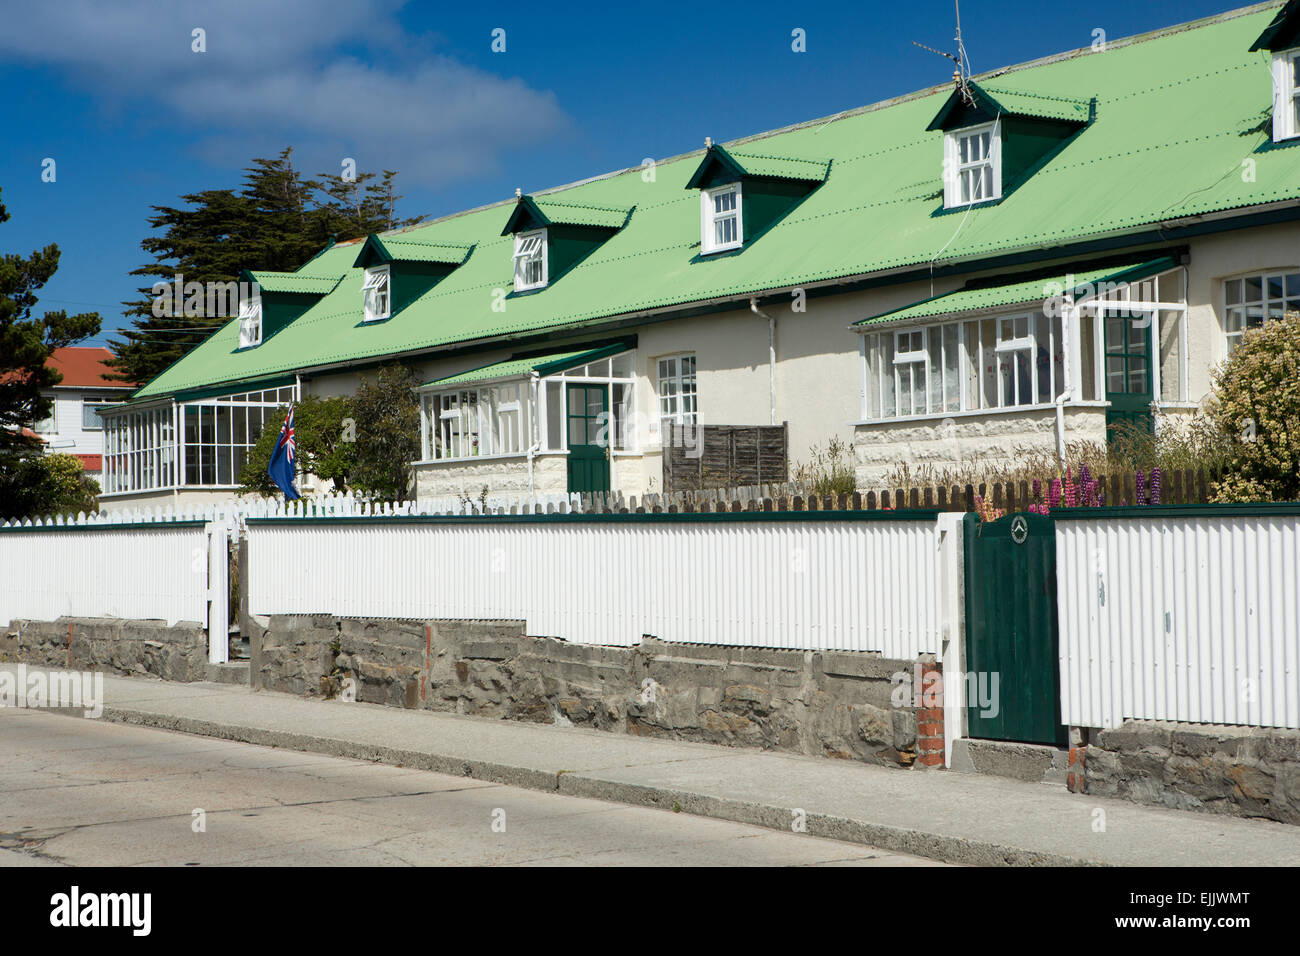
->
[1208,313,1300,503]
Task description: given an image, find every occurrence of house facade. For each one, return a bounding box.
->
[100,2,1300,509]
[33,347,135,485]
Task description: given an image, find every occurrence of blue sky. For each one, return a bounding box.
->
[0,0,1241,348]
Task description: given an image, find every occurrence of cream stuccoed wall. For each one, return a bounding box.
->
[624,280,938,488]
[854,407,1109,485]
[414,454,568,500]
[1180,221,1300,404]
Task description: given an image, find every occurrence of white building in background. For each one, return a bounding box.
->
[34,347,136,487]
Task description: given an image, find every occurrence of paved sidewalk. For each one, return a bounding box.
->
[5,665,1298,866]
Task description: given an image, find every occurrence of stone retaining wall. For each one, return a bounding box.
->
[0,617,207,683]
[249,614,940,769]
[1082,720,1300,825]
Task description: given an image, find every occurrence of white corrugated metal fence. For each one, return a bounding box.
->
[1056,511,1300,730]
[247,514,944,655]
[0,521,215,631]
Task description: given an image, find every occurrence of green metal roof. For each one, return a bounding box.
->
[419,343,626,388]
[926,80,1092,130]
[363,235,473,265]
[684,144,830,188]
[501,195,633,234]
[245,271,341,295]
[721,150,831,182]
[855,257,1178,326]
[530,199,632,229]
[132,3,1300,402]
[975,85,1093,123]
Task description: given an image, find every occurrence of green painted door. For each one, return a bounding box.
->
[962,512,1066,746]
[566,384,610,494]
[1104,311,1153,447]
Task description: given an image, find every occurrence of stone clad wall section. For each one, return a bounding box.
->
[249,614,939,769]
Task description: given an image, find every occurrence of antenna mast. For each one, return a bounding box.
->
[912,0,975,105]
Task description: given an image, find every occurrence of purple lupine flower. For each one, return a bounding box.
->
[1032,477,1042,503]
[1079,464,1092,492]
[1097,484,1106,506]
[1063,467,1078,507]
[1048,478,1062,509]
[1135,470,1147,506]
[1149,467,1162,505]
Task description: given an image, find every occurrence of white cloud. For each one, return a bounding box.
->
[0,0,567,187]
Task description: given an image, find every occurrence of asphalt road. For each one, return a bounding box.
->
[0,710,942,867]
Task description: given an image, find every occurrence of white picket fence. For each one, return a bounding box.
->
[1056,509,1300,730]
[246,512,947,655]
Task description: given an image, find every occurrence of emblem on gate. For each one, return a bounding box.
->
[1010,515,1029,544]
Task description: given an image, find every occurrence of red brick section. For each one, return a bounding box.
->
[1067,744,1088,793]
[916,661,945,768]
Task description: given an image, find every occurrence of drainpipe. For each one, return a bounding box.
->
[1054,294,1075,464]
[526,372,541,500]
[749,298,776,425]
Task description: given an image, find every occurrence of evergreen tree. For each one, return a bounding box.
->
[0,185,102,517]
[109,149,422,384]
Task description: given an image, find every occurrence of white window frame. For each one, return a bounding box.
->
[1221,268,1300,354]
[513,229,548,291]
[700,183,742,254]
[362,265,391,322]
[238,293,262,347]
[419,351,638,462]
[657,353,697,425]
[943,121,1002,209]
[858,268,1189,422]
[892,329,928,417]
[1272,49,1300,142]
[81,396,123,431]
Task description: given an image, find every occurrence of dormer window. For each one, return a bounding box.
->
[362,265,390,321]
[1273,49,1300,141]
[513,229,548,290]
[237,294,262,347]
[944,122,1001,208]
[701,183,742,254]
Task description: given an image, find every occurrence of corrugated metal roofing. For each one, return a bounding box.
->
[726,150,832,181]
[133,3,1300,401]
[978,85,1093,123]
[420,344,614,388]
[371,236,473,264]
[855,258,1176,326]
[247,271,341,294]
[530,199,633,229]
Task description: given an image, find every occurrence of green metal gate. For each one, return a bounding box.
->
[962,512,1066,746]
